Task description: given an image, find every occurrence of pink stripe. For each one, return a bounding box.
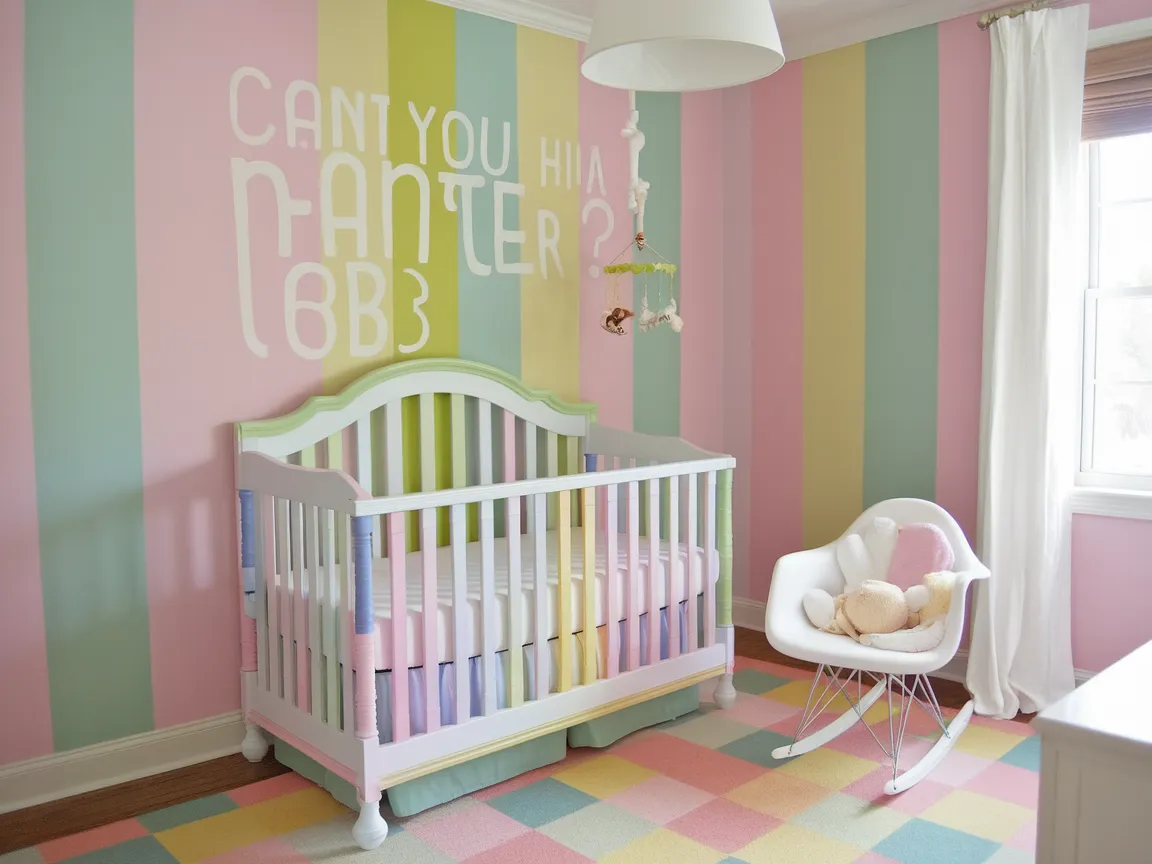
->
[679,91,725,454]
[720,86,755,601]
[134,0,322,729]
[936,17,989,546]
[0,0,54,765]
[388,513,410,741]
[578,45,635,430]
[420,510,439,732]
[750,65,805,604]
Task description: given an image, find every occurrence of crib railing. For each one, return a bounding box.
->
[237,451,733,764]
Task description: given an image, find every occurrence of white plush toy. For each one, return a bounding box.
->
[802,517,950,653]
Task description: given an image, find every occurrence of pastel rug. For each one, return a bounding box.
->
[5,658,1040,864]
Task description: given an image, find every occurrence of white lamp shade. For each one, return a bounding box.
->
[581,0,785,92]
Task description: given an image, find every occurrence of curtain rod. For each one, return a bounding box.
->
[977,0,1056,30]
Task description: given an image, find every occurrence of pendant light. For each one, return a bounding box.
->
[580,0,786,92]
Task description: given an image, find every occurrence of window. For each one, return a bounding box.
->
[1078,130,1152,492]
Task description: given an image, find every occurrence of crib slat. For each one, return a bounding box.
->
[686,475,699,652]
[291,501,309,712]
[355,418,380,559]
[525,423,538,533]
[341,514,354,735]
[626,481,641,671]
[385,401,404,498]
[667,477,680,660]
[605,484,619,678]
[306,505,323,718]
[450,503,469,725]
[256,494,271,692]
[581,486,596,685]
[704,471,717,648]
[322,508,340,726]
[532,494,548,700]
[647,479,660,666]
[557,490,572,692]
[420,507,439,733]
[507,494,524,707]
[275,497,290,700]
[451,394,466,489]
[480,498,498,716]
[388,512,410,741]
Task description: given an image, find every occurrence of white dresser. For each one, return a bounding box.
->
[1033,640,1152,864]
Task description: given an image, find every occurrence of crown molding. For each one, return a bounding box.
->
[1088,16,1152,49]
[428,0,591,42]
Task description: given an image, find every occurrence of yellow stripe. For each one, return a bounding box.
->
[582,487,596,685]
[802,45,866,548]
[557,490,572,692]
[516,27,580,402]
[318,0,392,394]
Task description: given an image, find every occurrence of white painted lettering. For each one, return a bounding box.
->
[320,152,368,258]
[331,87,366,153]
[285,79,322,150]
[398,268,431,354]
[382,161,431,264]
[347,261,388,357]
[541,137,561,187]
[538,209,562,279]
[442,110,475,171]
[229,66,274,147]
[480,117,512,177]
[440,172,490,276]
[408,103,437,165]
[494,181,532,275]
[285,262,337,360]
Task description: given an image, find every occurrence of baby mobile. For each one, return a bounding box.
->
[600,92,683,337]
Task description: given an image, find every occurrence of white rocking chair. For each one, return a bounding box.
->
[764,498,989,794]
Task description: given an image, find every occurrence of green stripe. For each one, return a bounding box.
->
[632,93,682,437]
[455,10,520,377]
[863,26,940,508]
[26,0,153,749]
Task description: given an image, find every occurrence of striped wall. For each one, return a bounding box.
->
[729,18,991,602]
[1,0,724,766]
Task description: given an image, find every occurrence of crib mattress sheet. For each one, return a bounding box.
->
[273,529,716,670]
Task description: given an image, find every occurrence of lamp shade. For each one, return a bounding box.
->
[580,0,785,92]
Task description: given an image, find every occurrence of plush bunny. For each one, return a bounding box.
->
[802,517,954,653]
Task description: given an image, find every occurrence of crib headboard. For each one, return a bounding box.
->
[235,359,598,502]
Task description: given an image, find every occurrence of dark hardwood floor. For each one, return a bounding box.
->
[0,627,1025,853]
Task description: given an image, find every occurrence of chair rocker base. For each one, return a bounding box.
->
[772,664,967,796]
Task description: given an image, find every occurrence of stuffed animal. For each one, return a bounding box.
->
[859,570,956,652]
[802,517,956,653]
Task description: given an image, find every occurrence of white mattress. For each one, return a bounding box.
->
[273,529,716,670]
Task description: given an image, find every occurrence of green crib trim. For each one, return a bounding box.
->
[718,468,734,629]
[235,357,598,443]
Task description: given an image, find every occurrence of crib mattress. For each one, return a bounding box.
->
[273,529,716,670]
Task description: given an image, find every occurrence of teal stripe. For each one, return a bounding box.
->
[455,10,520,377]
[26,1,153,750]
[863,26,940,508]
[632,93,682,436]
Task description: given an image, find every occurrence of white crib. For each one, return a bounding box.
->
[233,358,737,849]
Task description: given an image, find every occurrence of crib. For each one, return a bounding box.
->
[233,358,737,849]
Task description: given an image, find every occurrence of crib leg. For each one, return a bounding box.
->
[352,788,389,851]
[241,722,269,762]
[714,624,737,710]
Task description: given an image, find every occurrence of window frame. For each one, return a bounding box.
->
[1073,136,1152,516]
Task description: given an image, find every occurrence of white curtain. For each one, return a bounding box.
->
[967,5,1089,719]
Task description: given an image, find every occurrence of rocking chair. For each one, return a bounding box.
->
[763,498,989,794]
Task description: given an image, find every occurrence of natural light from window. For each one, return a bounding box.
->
[1079,130,1152,488]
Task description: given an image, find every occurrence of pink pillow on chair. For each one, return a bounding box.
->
[885,523,955,589]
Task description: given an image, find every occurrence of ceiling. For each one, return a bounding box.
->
[449,0,1009,60]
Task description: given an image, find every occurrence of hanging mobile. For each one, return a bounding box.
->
[598,91,684,337]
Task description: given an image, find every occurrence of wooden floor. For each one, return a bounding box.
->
[0,628,1024,854]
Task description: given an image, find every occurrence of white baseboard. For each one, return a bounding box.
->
[0,711,245,815]
[732,598,1096,688]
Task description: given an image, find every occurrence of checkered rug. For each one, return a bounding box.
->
[7,658,1040,864]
